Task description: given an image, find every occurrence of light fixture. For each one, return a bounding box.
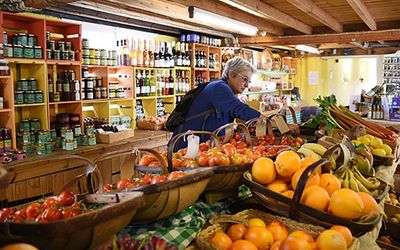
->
[295,45,320,54]
[190,7,258,36]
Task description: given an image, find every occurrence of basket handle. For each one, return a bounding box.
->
[213,122,252,145]
[289,158,330,219]
[278,106,297,124]
[245,117,274,136]
[135,148,169,174]
[167,130,221,172]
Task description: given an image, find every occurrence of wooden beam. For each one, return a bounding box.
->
[286,0,343,33]
[377,40,385,45]
[345,0,377,30]
[239,29,400,46]
[25,0,78,8]
[164,0,283,35]
[223,0,312,34]
[350,41,367,50]
[318,43,357,49]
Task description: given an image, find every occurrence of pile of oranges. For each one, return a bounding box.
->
[209,217,353,250]
[251,151,380,221]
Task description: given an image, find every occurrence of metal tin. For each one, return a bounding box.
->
[35,143,46,155]
[23,46,34,58]
[19,119,30,132]
[34,46,42,59]
[82,135,88,146]
[45,142,54,153]
[24,91,35,104]
[18,78,29,91]
[65,129,74,141]
[88,134,96,146]
[82,56,90,65]
[82,38,89,49]
[37,131,48,144]
[57,41,65,51]
[13,44,23,58]
[27,34,37,46]
[65,42,72,51]
[85,125,94,135]
[18,33,27,45]
[4,44,12,57]
[90,56,96,65]
[30,119,41,131]
[34,90,43,103]
[28,78,37,90]
[3,32,7,44]
[61,51,68,60]
[46,49,52,59]
[73,125,82,136]
[47,40,55,51]
[65,140,74,151]
[68,50,75,61]
[50,129,57,139]
[53,50,60,60]
[82,49,89,56]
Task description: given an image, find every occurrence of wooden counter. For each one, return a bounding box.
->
[1,130,171,204]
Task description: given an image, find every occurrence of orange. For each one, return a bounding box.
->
[301,185,330,211]
[275,151,302,178]
[244,226,274,250]
[251,157,276,185]
[248,218,266,228]
[316,229,347,250]
[329,189,364,220]
[266,179,289,193]
[0,244,39,250]
[319,174,341,196]
[270,240,281,250]
[266,220,288,242]
[227,223,248,241]
[282,190,294,199]
[330,225,353,247]
[210,230,232,250]
[357,191,379,216]
[291,168,320,190]
[228,240,257,250]
[171,158,181,168]
[279,237,312,250]
[288,230,315,244]
[301,157,317,169]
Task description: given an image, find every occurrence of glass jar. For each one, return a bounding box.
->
[107,58,113,66]
[22,143,33,154]
[45,142,54,153]
[81,90,86,100]
[82,56,90,65]
[85,125,95,135]
[100,49,107,58]
[47,40,55,50]
[18,78,29,91]
[61,51,68,60]
[73,125,82,136]
[34,46,42,59]
[46,49,52,59]
[3,32,7,44]
[24,91,35,104]
[65,42,72,51]
[90,56,96,65]
[28,78,37,90]
[68,50,75,61]
[19,119,30,132]
[86,88,94,99]
[21,132,31,144]
[82,135,89,146]
[82,38,89,49]
[53,50,60,60]
[109,89,116,98]
[95,77,102,87]
[82,67,89,78]
[117,88,125,98]
[4,44,12,58]
[71,90,80,101]
[71,80,80,91]
[50,129,57,140]
[27,34,37,46]
[57,41,65,51]
[23,46,34,58]
[37,131,48,144]
[82,49,89,57]
[64,129,74,141]
[13,45,23,58]
[88,134,96,146]
[101,87,107,99]
[65,140,74,151]
[89,49,96,57]
[94,87,101,99]
[30,119,41,131]
[100,58,108,66]
[75,135,82,146]
[73,138,78,149]
[0,59,9,76]
[85,78,94,89]
[35,143,46,155]
[34,90,43,103]
[18,33,27,45]
[95,57,100,65]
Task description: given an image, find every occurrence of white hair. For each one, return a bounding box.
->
[222,57,256,79]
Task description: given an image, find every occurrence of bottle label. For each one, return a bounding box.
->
[151,86,156,93]
[136,87,141,94]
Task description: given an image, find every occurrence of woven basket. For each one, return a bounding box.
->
[0,155,144,250]
[196,209,360,250]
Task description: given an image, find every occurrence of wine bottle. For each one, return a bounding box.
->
[169,69,174,95]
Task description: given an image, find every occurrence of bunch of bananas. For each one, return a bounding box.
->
[335,166,382,197]
[297,143,327,161]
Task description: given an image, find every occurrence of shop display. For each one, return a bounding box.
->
[137,115,168,131]
[82,38,117,66]
[2,31,43,59]
[180,33,222,47]
[0,128,13,153]
[136,70,156,97]
[175,69,190,94]
[14,77,43,104]
[49,70,80,102]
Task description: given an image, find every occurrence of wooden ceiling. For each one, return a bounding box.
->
[24,0,400,54]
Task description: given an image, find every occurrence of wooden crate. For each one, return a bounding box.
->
[95,129,135,144]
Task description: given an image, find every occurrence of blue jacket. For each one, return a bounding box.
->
[170,78,260,150]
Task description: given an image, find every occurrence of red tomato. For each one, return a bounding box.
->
[138,155,157,166]
[139,174,152,186]
[116,178,132,190]
[0,208,13,221]
[35,213,48,224]
[197,152,210,166]
[43,197,58,208]
[71,201,82,209]
[234,132,242,141]
[167,171,186,180]
[103,183,114,192]
[150,175,167,184]
[26,202,42,219]
[58,191,75,207]
[61,207,81,219]
[222,143,237,157]
[42,207,62,222]
[209,153,230,166]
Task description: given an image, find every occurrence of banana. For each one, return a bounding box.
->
[342,170,350,189]
[347,170,359,192]
[297,147,322,161]
[301,143,327,156]
[353,178,371,193]
[352,167,381,190]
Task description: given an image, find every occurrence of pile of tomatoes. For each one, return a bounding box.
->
[103,171,186,192]
[279,135,304,147]
[0,191,88,223]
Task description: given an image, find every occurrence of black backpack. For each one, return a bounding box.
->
[165,82,215,132]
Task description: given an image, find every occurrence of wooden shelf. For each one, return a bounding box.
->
[209,68,220,72]
[136,96,156,100]
[175,93,186,96]
[49,101,82,105]
[194,68,208,71]
[158,95,174,98]
[8,58,45,64]
[15,103,46,107]
[108,98,133,101]
[174,67,191,71]
[83,99,109,103]
[47,60,81,65]
[82,65,108,68]
[0,108,13,113]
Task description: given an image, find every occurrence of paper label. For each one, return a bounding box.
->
[256,118,267,137]
[184,135,200,158]
[272,115,290,134]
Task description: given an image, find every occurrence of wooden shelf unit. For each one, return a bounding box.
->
[190,43,222,87]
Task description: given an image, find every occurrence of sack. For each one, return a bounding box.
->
[166,83,212,131]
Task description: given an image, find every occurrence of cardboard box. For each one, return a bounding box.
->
[95,129,135,144]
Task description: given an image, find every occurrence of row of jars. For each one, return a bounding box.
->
[14,90,43,104]
[4,32,37,47]
[0,44,10,75]
[0,128,13,153]
[17,78,38,91]
[384,64,400,71]
[18,118,41,133]
[82,56,117,66]
[3,44,43,59]
[384,57,400,64]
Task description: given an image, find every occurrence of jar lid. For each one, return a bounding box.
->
[58,41,65,44]
[28,78,36,80]
[34,46,41,49]
[28,34,36,37]
[53,49,60,52]
[19,78,27,80]
[13,44,22,48]
[18,33,27,36]
[23,45,33,48]
[34,90,43,93]
[46,49,52,51]
[31,118,39,121]
[14,90,24,93]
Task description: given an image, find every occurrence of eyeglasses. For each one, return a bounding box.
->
[236,72,251,84]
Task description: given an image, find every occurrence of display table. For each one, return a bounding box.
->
[1,130,171,203]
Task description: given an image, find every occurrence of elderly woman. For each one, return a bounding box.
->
[170,57,261,149]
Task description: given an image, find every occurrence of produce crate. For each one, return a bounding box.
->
[95,128,135,144]
[0,155,144,250]
[137,119,165,130]
[196,209,359,250]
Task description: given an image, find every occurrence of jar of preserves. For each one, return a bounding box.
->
[34,90,43,103]
[61,51,68,60]
[65,140,74,151]
[65,42,72,51]
[4,44,12,58]
[0,59,9,76]
[82,135,89,146]
[101,87,107,99]
[18,78,29,91]
[23,46,34,58]
[45,142,54,153]
[21,143,32,154]
[46,49,52,59]
[82,49,89,57]
[19,119,30,132]
[73,138,78,149]
[34,46,42,59]
[89,49,96,57]
[88,134,96,146]
[95,49,100,58]
[30,119,41,131]
[100,58,107,66]
[82,67,89,78]
[95,77,102,87]
[81,90,86,100]
[13,44,23,58]
[75,135,82,146]
[85,125,95,135]
[3,32,8,44]
[47,40,55,51]
[57,41,65,51]
[100,49,107,58]
[68,50,75,61]
[53,50,61,60]
[37,131,48,144]
[64,129,74,141]
[50,129,57,139]
[86,88,94,99]
[28,78,37,90]
[82,38,89,49]
[95,57,100,65]
[73,125,82,136]
[82,56,90,65]
[90,56,96,65]
[24,91,35,104]
[15,91,25,103]
[35,143,46,155]
[18,33,27,45]
[94,87,101,99]
[107,58,113,66]
[27,34,37,46]
[85,78,94,88]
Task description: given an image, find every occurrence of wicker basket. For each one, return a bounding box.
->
[94,148,213,223]
[242,158,382,237]
[0,155,144,250]
[196,209,360,250]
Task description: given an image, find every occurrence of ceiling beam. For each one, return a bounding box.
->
[318,43,357,49]
[164,0,283,35]
[286,0,343,33]
[345,0,377,30]
[24,0,78,8]
[350,41,368,50]
[239,29,400,46]
[222,0,312,34]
